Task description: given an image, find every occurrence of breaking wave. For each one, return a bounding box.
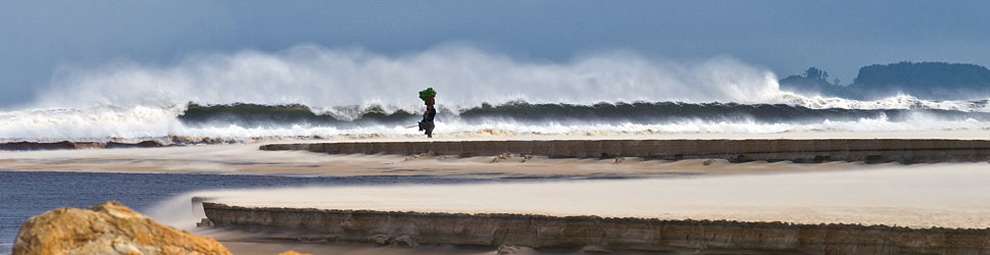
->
[178,101,990,127]
[3,100,990,143]
[3,44,990,143]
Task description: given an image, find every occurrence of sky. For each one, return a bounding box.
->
[2,0,989,109]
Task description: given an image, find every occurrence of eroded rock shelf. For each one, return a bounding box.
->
[202,202,990,255]
[261,139,990,163]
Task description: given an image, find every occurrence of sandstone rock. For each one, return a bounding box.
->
[581,245,612,253]
[196,218,215,228]
[277,252,313,255]
[264,139,990,163]
[393,235,419,247]
[13,201,231,255]
[492,152,514,163]
[703,159,715,165]
[496,245,539,255]
[521,154,534,162]
[204,203,990,255]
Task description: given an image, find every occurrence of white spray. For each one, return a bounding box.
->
[35,44,783,109]
[2,43,989,142]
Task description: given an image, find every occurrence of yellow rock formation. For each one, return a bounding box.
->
[13,201,231,255]
[277,251,313,255]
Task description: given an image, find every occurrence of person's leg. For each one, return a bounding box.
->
[424,122,435,138]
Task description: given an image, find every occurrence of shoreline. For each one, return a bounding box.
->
[4,128,990,151]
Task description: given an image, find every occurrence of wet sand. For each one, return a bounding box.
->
[3,133,988,228]
[3,130,989,176]
[0,140,875,178]
[193,160,990,254]
[196,163,990,229]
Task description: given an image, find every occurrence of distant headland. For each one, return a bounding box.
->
[780,62,990,100]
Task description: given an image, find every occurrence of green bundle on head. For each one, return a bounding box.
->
[419,87,437,101]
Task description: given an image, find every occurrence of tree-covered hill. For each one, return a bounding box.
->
[779,62,990,100]
[778,67,844,96]
[849,62,990,99]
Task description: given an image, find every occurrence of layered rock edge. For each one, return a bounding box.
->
[13,201,232,255]
[203,202,990,255]
[262,139,990,163]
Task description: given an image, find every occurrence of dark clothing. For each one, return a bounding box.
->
[423,107,436,122]
[420,106,436,138]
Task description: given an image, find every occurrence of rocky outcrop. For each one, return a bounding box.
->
[13,201,231,255]
[0,141,164,151]
[0,141,98,150]
[203,202,990,255]
[261,139,990,163]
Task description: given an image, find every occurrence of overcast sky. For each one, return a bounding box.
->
[2,0,989,108]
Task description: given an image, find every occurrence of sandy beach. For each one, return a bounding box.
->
[6,130,989,177]
[5,133,990,254]
[0,137,879,178]
[195,163,990,229]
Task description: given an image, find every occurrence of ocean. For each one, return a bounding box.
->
[0,170,504,255]
[4,45,990,144]
[4,98,990,145]
[4,46,990,254]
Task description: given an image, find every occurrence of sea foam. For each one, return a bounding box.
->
[3,44,989,142]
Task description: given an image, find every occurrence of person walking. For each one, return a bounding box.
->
[418,88,437,138]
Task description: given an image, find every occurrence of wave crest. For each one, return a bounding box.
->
[36,44,782,110]
[5,44,990,142]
